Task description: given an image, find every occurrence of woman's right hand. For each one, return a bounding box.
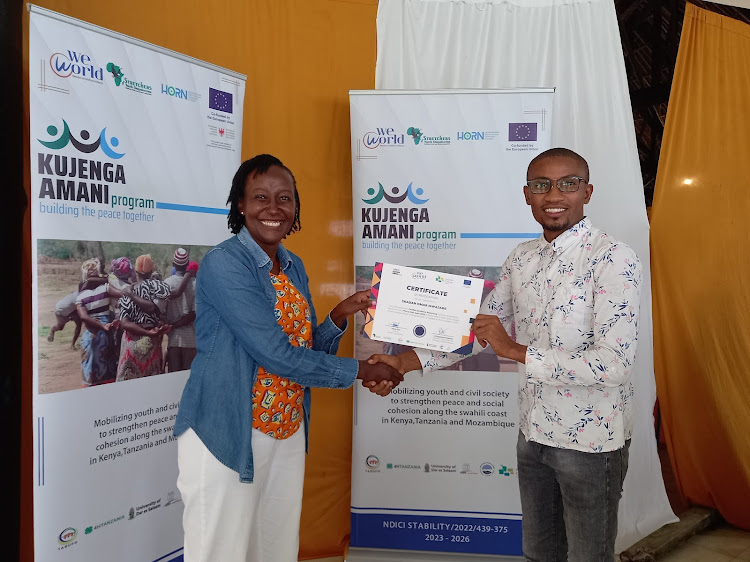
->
[361,351,422,396]
[356,360,404,389]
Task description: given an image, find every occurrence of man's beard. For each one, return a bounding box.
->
[541,218,570,232]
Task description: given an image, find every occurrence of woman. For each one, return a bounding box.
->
[76,258,119,386]
[116,254,193,381]
[108,256,135,359]
[174,154,402,562]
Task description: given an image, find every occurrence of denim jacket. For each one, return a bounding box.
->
[174,227,359,482]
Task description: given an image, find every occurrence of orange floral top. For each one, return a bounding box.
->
[251,271,311,439]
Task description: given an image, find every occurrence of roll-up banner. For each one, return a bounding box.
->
[29,6,245,560]
[349,90,553,558]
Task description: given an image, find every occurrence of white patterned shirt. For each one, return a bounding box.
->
[415,218,641,453]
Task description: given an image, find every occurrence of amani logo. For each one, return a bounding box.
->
[360,182,431,241]
[362,182,429,205]
[38,120,125,159]
[36,120,130,207]
[359,182,456,245]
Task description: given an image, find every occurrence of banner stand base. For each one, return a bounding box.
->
[346,547,521,561]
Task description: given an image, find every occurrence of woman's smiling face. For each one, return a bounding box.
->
[238,165,297,258]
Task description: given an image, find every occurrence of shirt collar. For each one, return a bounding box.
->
[538,216,592,254]
[236,226,293,271]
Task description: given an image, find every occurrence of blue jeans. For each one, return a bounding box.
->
[517,432,630,562]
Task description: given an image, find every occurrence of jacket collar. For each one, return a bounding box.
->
[236,226,293,271]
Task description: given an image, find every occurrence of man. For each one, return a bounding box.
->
[369,147,642,562]
[163,248,197,372]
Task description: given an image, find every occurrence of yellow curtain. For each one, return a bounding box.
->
[22,1,378,558]
[651,3,750,531]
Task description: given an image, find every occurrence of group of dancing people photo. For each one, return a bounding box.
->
[42,246,201,389]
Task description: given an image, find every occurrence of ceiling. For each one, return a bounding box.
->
[614,0,750,205]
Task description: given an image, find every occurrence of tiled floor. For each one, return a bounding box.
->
[657,522,750,561]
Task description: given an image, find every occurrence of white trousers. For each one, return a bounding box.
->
[177,427,306,562]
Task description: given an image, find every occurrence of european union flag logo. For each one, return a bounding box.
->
[508,122,537,141]
[464,279,472,286]
[209,88,233,113]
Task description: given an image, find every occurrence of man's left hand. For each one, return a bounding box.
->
[472,314,527,364]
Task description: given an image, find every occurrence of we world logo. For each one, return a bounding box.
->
[49,50,103,83]
[362,127,405,149]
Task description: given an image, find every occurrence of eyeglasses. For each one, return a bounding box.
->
[526,175,587,194]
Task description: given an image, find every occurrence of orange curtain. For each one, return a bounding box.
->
[651,3,750,531]
[21,1,377,559]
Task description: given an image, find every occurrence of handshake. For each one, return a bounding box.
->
[356,351,421,397]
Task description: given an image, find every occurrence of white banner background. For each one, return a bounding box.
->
[374,0,677,552]
[30,7,244,561]
[350,90,552,557]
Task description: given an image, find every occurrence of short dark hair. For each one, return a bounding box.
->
[527,147,590,182]
[226,154,302,235]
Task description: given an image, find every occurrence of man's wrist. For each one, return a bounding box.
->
[501,341,527,364]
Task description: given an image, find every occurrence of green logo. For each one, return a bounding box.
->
[106,62,124,86]
[85,526,93,535]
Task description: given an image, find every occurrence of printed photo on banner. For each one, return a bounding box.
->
[354,265,517,373]
[37,239,211,394]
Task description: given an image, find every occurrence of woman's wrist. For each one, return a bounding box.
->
[330,309,346,329]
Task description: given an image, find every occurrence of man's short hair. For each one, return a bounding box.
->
[527,148,590,181]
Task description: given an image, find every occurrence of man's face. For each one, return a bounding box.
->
[524,156,593,242]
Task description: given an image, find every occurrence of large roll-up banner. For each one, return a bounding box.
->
[350,90,553,557]
[29,6,245,560]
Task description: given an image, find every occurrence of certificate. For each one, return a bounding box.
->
[363,262,484,354]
